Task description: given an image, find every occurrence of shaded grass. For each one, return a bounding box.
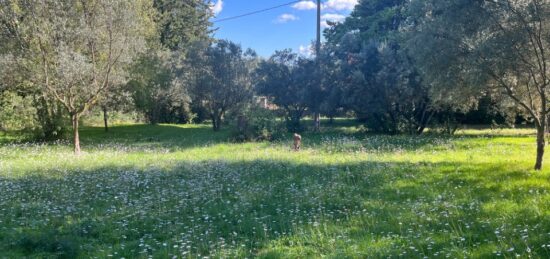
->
[1,121,550,258]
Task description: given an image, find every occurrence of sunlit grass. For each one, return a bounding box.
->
[1,121,549,258]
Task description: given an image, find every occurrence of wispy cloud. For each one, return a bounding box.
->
[210,0,223,15]
[274,13,299,24]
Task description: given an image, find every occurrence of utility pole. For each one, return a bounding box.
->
[313,0,322,131]
[316,0,321,56]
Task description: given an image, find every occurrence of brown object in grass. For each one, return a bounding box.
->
[293,133,302,151]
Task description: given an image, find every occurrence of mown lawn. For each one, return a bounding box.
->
[1,121,549,258]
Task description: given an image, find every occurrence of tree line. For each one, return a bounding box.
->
[1,0,548,169]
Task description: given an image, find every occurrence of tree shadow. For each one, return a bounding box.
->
[1,158,549,258]
[79,124,235,151]
[2,122,536,156]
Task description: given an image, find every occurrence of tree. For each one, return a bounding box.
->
[255,50,311,132]
[0,0,154,154]
[295,57,324,131]
[0,91,37,132]
[187,40,255,131]
[408,0,550,169]
[153,0,212,51]
[127,51,194,124]
[124,0,212,125]
[317,48,346,124]
[97,83,134,132]
[1,7,68,139]
[324,0,435,134]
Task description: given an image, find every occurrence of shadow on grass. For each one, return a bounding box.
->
[78,124,235,150]
[2,121,536,156]
[1,124,235,150]
[1,158,549,258]
[0,130,34,145]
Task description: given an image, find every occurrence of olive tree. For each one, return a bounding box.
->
[255,50,312,132]
[0,0,154,154]
[187,40,255,131]
[408,0,550,169]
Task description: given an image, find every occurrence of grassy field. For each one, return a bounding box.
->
[1,121,549,258]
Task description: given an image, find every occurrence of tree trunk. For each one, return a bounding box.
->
[535,124,545,170]
[313,112,321,132]
[102,106,109,132]
[237,115,247,133]
[72,113,81,155]
[212,114,221,131]
[416,109,434,135]
[291,112,301,132]
[211,116,217,131]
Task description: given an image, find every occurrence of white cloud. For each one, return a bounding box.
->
[321,13,346,27]
[292,1,317,10]
[293,0,358,12]
[210,0,223,15]
[299,44,314,57]
[275,13,299,24]
[323,0,358,11]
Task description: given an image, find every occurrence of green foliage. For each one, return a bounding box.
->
[153,0,212,51]
[255,50,312,132]
[326,0,407,43]
[325,10,433,134]
[406,0,550,169]
[0,0,157,153]
[121,0,214,125]
[0,91,68,139]
[83,108,143,126]
[0,91,37,132]
[187,40,256,131]
[1,0,154,114]
[127,52,194,124]
[235,107,287,142]
[33,96,69,140]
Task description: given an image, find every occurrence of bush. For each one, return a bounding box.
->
[0,92,38,132]
[0,91,70,140]
[235,107,286,141]
[34,97,70,140]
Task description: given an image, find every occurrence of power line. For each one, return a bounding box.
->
[212,0,303,23]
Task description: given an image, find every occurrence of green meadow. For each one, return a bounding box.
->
[1,121,549,258]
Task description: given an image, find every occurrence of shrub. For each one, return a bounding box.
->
[0,92,38,132]
[235,107,286,141]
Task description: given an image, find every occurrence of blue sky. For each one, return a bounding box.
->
[209,0,358,57]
